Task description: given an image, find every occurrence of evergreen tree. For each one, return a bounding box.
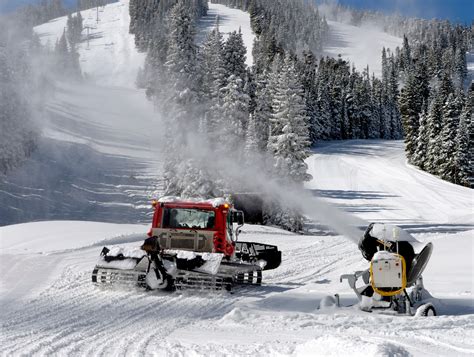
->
[453,97,472,186]
[267,54,312,231]
[252,70,273,151]
[161,0,200,196]
[438,92,463,181]
[425,92,444,173]
[220,74,249,154]
[268,54,311,184]
[244,113,260,164]
[412,108,429,169]
[222,29,247,81]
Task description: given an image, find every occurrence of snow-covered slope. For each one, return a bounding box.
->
[35,0,144,88]
[324,21,402,77]
[1,1,161,226]
[1,140,473,356]
[197,3,255,67]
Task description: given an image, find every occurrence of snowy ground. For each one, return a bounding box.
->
[1,140,473,356]
[324,21,402,77]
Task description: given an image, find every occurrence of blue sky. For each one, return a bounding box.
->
[333,0,473,24]
[1,0,473,24]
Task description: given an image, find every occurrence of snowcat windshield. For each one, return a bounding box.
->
[162,208,215,229]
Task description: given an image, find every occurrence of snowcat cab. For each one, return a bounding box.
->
[92,197,281,291]
[340,223,436,316]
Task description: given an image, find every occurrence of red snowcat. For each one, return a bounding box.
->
[92,197,281,291]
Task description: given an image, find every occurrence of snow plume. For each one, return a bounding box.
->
[143,1,366,242]
[177,131,366,243]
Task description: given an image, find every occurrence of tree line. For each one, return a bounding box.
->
[131,0,472,232]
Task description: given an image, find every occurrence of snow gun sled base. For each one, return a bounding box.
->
[92,197,281,292]
[324,223,436,316]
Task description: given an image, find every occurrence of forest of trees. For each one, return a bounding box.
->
[129,0,472,229]
[214,0,473,187]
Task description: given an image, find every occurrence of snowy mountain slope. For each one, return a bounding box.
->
[1,1,161,226]
[1,140,473,356]
[0,0,256,226]
[35,0,144,88]
[0,81,162,225]
[306,140,473,226]
[324,21,403,77]
[197,3,255,67]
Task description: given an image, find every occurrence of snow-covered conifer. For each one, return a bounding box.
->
[222,28,247,81]
[438,92,463,181]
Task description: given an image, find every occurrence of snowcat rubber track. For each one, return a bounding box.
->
[174,270,262,291]
[174,271,234,291]
[92,268,147,288]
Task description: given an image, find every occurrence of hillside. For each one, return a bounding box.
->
[0,0,254,226]
[324,21,402,77]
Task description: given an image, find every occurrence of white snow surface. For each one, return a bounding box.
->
[35,0,145,88]
[1,140,473,356]
[324,21,403,77]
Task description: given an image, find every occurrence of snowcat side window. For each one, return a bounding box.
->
[162,208,216,230]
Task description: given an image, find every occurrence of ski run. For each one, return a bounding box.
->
[1,1,473,356]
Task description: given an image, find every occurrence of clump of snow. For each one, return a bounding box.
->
[157,196,229,207]
[165,250,224,275]
[370,223,416,242]
[106,246,145,259]
[372,250,400,260]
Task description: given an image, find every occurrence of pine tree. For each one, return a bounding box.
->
[220,74,249,154]
[267,54,312,231]
[161,0,200,196]
[268,54,311,184]
[425,92,444,174]
[252,70,273,151]
[453,98,472,186]
[400,72,422,161]
[244,113,260,164]
[412,108,429,169]
[438,92,463,181]
[222,28,247,81]
[199,20,226,138]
